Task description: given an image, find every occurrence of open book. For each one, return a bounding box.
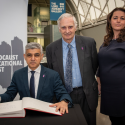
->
[0,97,61,118]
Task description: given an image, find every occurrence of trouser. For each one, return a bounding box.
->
[109,115,125,125]
[70,87,96,125]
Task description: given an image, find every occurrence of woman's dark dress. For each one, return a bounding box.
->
[98,40,125,117]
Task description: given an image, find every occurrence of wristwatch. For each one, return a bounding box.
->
[62,99,70,104]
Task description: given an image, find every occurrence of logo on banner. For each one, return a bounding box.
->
[51,2,64,13]
[0,37,24,89]
[50,0,65,20]
[0,0,28,97]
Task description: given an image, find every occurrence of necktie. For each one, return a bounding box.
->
[30,71,35,98]
[65,44,73,93]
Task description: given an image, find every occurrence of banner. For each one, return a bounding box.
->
[0,0,28,94]
[50,0,65,21]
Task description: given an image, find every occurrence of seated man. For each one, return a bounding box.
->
[0,42,72,114]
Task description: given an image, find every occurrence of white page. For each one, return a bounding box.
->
[0,100,23,114]
[0,110,25,117]
[22,97,61,115]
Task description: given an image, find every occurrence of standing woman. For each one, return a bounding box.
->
[96,7,125,125]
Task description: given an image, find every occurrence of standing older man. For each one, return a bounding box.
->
[0,42,72,115]
[46,13,98,125]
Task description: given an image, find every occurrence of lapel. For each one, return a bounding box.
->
[75,35,85,79]
[23,66,30,97]
[54,39,65,83]
[37,64,47,99]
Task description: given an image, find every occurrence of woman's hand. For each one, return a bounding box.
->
[96,77,101,95]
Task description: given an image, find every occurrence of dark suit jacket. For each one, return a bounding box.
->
[0,64,72,105]
[46,35,98,111]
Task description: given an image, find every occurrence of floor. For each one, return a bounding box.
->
[96,96,111,125]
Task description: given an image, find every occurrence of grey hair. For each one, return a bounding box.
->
[57,13,77,29]
[25,42,43,54]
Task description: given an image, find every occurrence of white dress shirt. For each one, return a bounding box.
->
[28,65,41,98]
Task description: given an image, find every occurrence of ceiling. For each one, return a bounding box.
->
[28,0,125,30]
[29,0,50,7]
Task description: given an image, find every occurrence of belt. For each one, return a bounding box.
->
[73,86,83,90]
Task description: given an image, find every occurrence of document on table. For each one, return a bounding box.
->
[0,97,61,118]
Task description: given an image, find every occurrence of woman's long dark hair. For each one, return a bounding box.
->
[103,7,125,46]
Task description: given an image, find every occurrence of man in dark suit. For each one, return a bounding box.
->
[46,13,98,125]
[0,42,72,114]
